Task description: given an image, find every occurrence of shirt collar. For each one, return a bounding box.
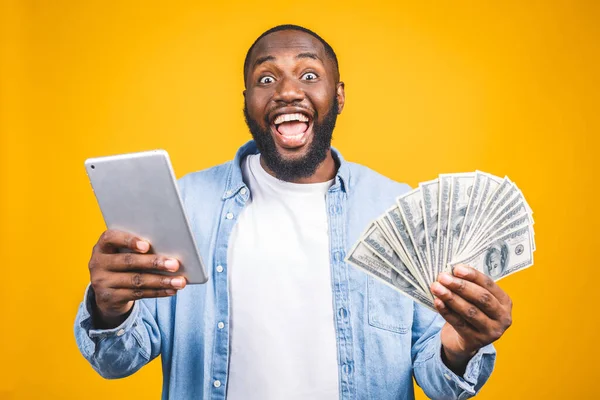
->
[222,140,350,200]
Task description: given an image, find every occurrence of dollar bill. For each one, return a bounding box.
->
[419,179,439,282]
[362,223,430,296]
[375,216,414,270]
[466,213,531,258]
[455,203,531,263]
[467,190,532,253]
[476,183,519,234]
[386,206,430,287]
[435,175,452,278]
[459,175,505,254]
[451,225,534,281]
[443,173,475,274]
[345,241,436,310]
[397,188,432,284]
[456,171,486,254]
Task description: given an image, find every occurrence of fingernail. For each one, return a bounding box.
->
[166,289,176,295]
[136,241,149,252]
[165,259,179,271]
[431,282,449,296]
[438,273,453,285]
[454,265,469,277]
[171,277,185,289]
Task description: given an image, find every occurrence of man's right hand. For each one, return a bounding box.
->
[88,229,187,329]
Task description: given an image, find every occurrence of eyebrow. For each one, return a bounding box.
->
[254,55,275,68]
[296,52,321,61]
[253,52,323,69]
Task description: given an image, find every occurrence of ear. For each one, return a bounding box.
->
[336,82,345,114]
[243,89,247,98]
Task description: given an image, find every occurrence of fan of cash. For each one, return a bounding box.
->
[346,171,536,312]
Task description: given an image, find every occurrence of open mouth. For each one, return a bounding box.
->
[270,111,312,149]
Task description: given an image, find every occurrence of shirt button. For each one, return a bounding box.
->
[342,363,352,375]
[216,265,224,273]
[338,308,348,319]
[444,373,452,380]
[240,187,247,195]
[217,322,225,329]
[333,250,344,262]
[226,212,234,220]
[213,380,221,388]
[225,190,232,196]
[116,329,125,337]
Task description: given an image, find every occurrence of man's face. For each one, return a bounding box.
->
[243,30,345,181]
[487,250,502,277]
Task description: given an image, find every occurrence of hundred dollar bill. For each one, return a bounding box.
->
[386,206,431,287]
[460,175,505,254]
[484,188,533,233]
[467,191,532,253]
[397,188,432,284]
[362,223,430,296]
[456,212,531,262]
[443,173,475,273]
[419,179,439,282]
[345,241,436,311]
[459,198,529,258]
[375,216,414,270]
[473,178,512,230]
[376,215,429,287]
[435,174,452,278]
[451,225,534,281]
[476,183,520,235]
[456,171,486,254]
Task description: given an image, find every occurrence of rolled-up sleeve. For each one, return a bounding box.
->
[74,284,162,379]
[411,304,496,400]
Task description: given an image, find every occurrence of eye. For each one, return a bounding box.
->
[259,76,275,84]
[301,72,318,81]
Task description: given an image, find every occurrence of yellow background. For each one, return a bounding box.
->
[1,1,598,399]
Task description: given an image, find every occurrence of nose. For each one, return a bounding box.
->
[273,76,304,103]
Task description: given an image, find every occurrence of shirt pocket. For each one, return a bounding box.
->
[367,276,414,334]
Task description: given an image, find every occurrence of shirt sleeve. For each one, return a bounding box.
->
[411,303,496,400]
[73,284,162,379]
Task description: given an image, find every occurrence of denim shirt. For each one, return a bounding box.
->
[74,141,496,400]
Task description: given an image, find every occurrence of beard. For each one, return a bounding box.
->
[243,98,339,182]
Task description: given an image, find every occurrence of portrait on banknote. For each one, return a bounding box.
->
[485,242,509,279]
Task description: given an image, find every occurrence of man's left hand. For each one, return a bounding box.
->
[430,264,513,375]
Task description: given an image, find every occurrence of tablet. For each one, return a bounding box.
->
[84,150,208,284]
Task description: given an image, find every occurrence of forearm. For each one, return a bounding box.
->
[74,284,161,379]
[413,332,496,400]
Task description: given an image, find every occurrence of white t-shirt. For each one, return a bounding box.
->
[226,154,339,400]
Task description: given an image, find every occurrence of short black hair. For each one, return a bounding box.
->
[243,24,339,87]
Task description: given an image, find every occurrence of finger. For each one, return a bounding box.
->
[431,282,494,332]
[115,287,179,302]
[453,264,511,306]
[434,298,479,338]
[96,229,151,254]
[109,272,187,290]
[101,253,180,272]
[437,272,502,320]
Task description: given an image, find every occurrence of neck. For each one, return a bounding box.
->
[260,149,337,184]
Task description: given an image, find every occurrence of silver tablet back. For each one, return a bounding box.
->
[85,150,208,284]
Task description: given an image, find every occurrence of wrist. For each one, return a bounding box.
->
[441,344,478,376]
[92,297,133,329]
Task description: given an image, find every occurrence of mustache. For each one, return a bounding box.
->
[263,102,315,124]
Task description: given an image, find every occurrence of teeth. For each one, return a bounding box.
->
[274,113,309,125]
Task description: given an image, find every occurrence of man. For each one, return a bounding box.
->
[485,242,509,279]
[75,25,513,400]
